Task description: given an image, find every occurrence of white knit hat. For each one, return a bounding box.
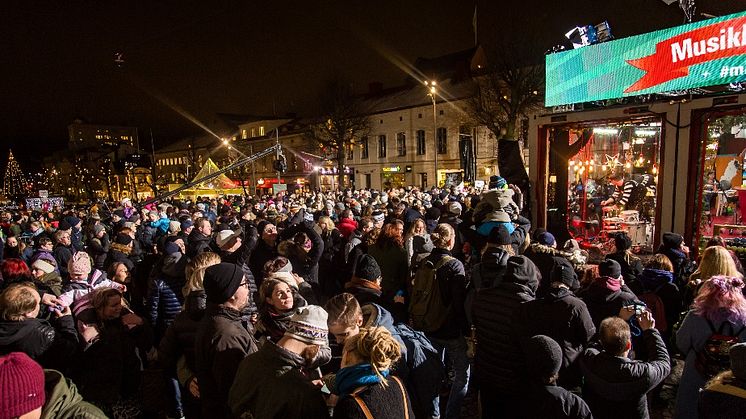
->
[284,305,329,346]
[31,259,56,274]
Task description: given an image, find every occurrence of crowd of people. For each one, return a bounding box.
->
[0,175,745,419]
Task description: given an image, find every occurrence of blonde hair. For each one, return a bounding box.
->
[183,252,221,296]
[695,246,742,281]
[430,223,455,249]
[318,216,334,232]
[343,326,401,385]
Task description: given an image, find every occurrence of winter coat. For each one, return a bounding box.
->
[522,383,593,419]
[71,316,153,409]
[58,270,123,310]
[629,268,682,343]
[0,315,78,371]
[581,328,671,419]
[146,251,188,340]
[103,243,135,276]
[362,303,442,419]
[158,290,206,384]
[86,234,110,270]
[186,229,212,259]
[606,251,644,283]
[195,304,258,419]
[518,287,596,388]
[229,341,329,419]
[675,311,746,419]
[333,376,415,419]
[319,228,344,297]
[367,243,408,299]
[658,245,690,286]
[524,243,580,295]
[577,279,639,329]
[41,369,108,419]
[337,217,358,239]
[53,244,74,279]
[278,222,324,285]
[439,213,466,261]
[248,238,277,288]
[345,279,383,307]
[424,248,468,340]
[698,374,746,419]
[472,255,538,393]
[36,271,63,297]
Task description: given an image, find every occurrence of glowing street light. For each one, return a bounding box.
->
[424,80,438,187]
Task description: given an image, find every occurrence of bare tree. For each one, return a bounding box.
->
[310,76,373,189]
[470,38,545,212]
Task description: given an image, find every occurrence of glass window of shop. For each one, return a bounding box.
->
[560,120,661,255]
[694,113,746,250]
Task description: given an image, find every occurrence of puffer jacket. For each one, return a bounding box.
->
[577,278,639,329]
[146,251,188,340]
[472,255,538,393]
[0,315,78,372]
[362,303,442,419]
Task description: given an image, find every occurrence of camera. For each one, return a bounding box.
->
[49,304,64,313]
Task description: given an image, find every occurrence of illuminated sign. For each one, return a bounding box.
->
[546,11,746,106]
[382,166,401,173]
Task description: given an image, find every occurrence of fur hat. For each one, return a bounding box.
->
[284,305,329,346]
[202,263,245,304]
[68,252,92,278]
[354,254,381,282]
[524,335,563,379]
[0,352,45,419]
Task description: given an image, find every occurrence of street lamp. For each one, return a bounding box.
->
[425,80,438,187]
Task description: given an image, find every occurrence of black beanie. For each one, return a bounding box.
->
[355,254,382,282]
[57,219,72,231]
[114,233,133,246]
[662,232,684,249]
[550,261,578,289]
[524,335,563,380]
[599,259,622,279]
[487,225,512,245]
[614,233,632,252]
[203,263,245,304]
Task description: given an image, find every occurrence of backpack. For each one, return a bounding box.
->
[409,256,453,332]
[638,286,668,332]
[695,319,746,379]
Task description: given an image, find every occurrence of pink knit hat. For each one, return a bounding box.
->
[0,352,45,419]
[68,252,92,278]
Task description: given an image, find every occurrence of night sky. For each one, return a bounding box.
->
[2,0,744,167]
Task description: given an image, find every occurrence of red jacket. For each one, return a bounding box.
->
[337,217,358,239]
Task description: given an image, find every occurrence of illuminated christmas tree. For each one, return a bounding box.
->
[3,150,28,196]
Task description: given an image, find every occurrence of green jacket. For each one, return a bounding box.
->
[42,369,107,419]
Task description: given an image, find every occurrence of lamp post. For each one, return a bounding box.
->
[425,80,438,187]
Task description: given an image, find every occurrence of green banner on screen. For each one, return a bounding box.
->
[546,11,746,106]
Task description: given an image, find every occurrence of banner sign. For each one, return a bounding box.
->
[546,11,746,106]
[25,197,64,211]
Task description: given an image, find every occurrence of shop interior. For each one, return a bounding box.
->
[557,119,661,255]
[696,113,746,249]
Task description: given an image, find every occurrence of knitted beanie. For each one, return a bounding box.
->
[168,221,181,234]
[68,252,92,278]
[203,263,245,304]
[0,352,45,419]
[524,335,563,380]
[354,254,381,282]
[31,259,56,275]
[599,259,622,279]
[284,305,329,346]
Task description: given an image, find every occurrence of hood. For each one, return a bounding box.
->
[0,319,36,346]
[41,370,89,418]
[362,303,395,331]
[161,252,186,278]
[639,268,674,291]
[544,286,576,302]
[503,256,540,292]
[529,242,563,256]
[481,247,511,266]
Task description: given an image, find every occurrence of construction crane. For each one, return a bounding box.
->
[140,143,283,207]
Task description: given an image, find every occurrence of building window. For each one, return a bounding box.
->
[347,143,354,161]
[416,130,426,155]
[378,135,387,158]
[439,110,444,116]
[361,137,369,159]
[399,116,403,121]
[259,126,265,136]
[242,129,247,139]
[437,127,447,154]
[251,128,255,137]
[396,132,406,157]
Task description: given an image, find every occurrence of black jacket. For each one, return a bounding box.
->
[248,238,277,288]
[186,229,213,259]
[195,304,258,419]
[158,290,206,380]
[104,244,135,276]
[518,287,596,388]
[521,383,593,419]
[425,248,468,340]
[577,280,639,330]
[229,341,329,419]
[218,224,259,313]
[606,252,644,284]
[0,315,78,371]
[524,243,579,296]
[53,244,74,279]
[87,234,110,270]
[581,328,671,419]
[472,255,538,393]
[278,222,325,285]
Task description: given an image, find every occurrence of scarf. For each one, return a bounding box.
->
[595,276,622,292]
[334,363,389,396]
[346,277,382,293]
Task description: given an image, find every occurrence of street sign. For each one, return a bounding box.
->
[38,190,48,198]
